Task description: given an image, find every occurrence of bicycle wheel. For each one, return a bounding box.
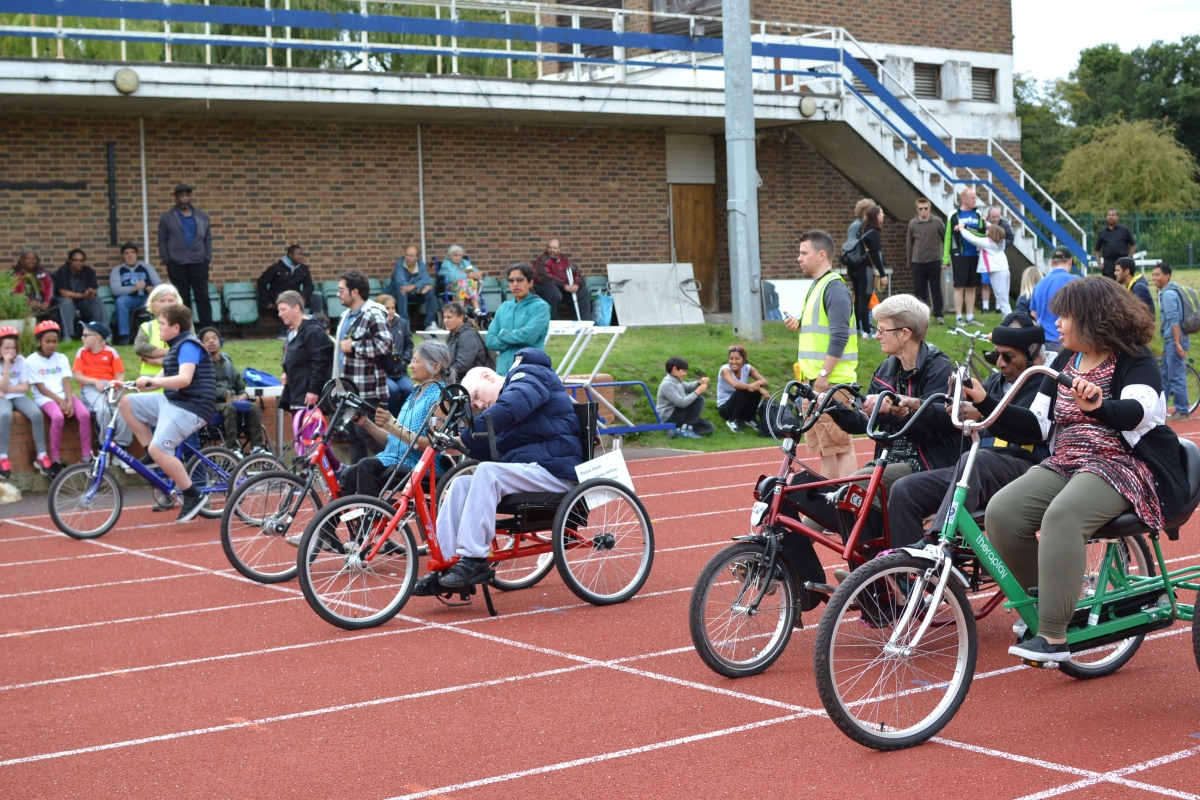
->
[1059,533,1154,679]
[688,542,796,678]
[228,451,286,491]
[48,463,123,539]
[552,479,654,605]
[1188,363,1200,415]
[186,446,240,519]
[1192,593,1199,673]
[297,495,419,630]
[813,552,977,750]
[220,470,322,583]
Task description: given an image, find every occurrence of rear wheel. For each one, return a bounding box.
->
[228,451,286,492]
[297,495,419,630]
[1187,362,1200,415]
[689,542,796,678]
[221,470,321,583]
[552,479,654,605]
[186,446,240,519]
[814,552,976,751]
[1059,534,1154,679]
[48,463,123,539]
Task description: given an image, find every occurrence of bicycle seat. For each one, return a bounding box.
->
[1090,438,1200,540]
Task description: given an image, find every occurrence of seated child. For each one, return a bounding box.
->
[72,320,135,473]
[654,356,713,439]
[199,327,267,454]
[27,320,90,475]
[717,345,770,434]
[0,326,52,479]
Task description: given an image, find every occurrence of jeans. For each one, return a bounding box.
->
[1162,339,1191,413]
[166,261,213,328]
[910,261,943,317]
[114,292,148,339]
[386,374,414,417]
[396,289,437,328]
[54,296,108,341]
[665,396,714,435]
[305,291,325,317]
[0,395,47,456]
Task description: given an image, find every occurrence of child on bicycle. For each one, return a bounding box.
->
[0,326,52,479]
[27,319,90,475]
[72,320,135,474]
[119,304,217,522]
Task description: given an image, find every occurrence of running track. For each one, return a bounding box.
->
[2,435,1199,798]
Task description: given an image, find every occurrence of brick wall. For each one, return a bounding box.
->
[0,117,671,290]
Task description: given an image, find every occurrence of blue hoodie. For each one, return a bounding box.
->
[461,348,583,482]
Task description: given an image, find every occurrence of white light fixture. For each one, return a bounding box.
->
[799,95,818,118]
[114,68,139,95]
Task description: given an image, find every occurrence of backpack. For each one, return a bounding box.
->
[242,367,282,388]
[1168,282,1200,335]
[839,236,868,269]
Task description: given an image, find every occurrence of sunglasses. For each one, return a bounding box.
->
[984,350,1018,365]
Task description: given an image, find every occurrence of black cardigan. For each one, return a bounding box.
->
[975,347,1188,521]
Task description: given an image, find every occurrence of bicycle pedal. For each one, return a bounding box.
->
[1021,659,1059,670]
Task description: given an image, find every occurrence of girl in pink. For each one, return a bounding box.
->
[27,320,90,474]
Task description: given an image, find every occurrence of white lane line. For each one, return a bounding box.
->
[0,532,65,543]
[2,504,157,523]
[0,597,302,641]
[386,713,812,800]
[0,571,203,600]
[1006,745,1200,800]
[0,551,125,568]
[654,507,743,523]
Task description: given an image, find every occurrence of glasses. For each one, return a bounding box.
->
[875,326,907,336]
[81,331,99,338]
[507,277,527,284]
[985,350,1017,365]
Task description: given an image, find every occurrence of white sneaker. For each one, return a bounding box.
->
[118,460,137,475]
[726,419,741,434]
[1013,618,1028,637]
[285,533,302,547]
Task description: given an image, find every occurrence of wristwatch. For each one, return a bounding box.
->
[818,369,829,379]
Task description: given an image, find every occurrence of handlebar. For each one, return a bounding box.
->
[776,381,861,437]
[949,363,1098,433]
[948,327,989,342]
[865,390,950,443]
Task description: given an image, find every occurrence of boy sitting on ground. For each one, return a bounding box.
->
[655,356,713,438]
[119,304,217,521]
[72,320,136,474]
[199,327,267,454]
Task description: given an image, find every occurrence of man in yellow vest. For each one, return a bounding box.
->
[785,230,859,478]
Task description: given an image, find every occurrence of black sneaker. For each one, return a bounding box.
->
[411,573,444,597]
[50,461,66,478]
[1008,635,1070,663]
[176,493,209,522]
[438,557,491,589]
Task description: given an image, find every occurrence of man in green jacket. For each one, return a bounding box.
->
[199,327,266,453]
[486,264,551,374]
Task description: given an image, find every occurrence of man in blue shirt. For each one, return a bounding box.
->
[1029,247,1079,352]
[386,245,438,331]
[110,242,163,345]
[156,183,214,329]
[1153,262,1190,421]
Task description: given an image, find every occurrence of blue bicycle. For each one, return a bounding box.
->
[48,382,241,539]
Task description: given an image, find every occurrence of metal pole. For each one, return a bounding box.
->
[417,124,427,266]
[722,0,761,342]
[139,118,150,254]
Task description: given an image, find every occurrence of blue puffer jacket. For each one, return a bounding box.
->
[461,348,582,482]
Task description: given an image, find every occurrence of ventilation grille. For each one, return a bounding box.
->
[913,63,940,99]
[971,68,997,102]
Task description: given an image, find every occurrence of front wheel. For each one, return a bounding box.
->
[186,446,240,519]
[813,552,977,751]
[48,463,123,539]
[221,470,322,583]
[689,542,796,678]
[552,479,654,605]
[296,495,419,630]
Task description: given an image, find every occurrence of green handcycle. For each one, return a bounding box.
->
[812,364,1200,750]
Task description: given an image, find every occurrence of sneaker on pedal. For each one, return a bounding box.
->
[439,557,490,589]
[1008,635,1069,663]
[176,493,209,522]
[411,572,443,596]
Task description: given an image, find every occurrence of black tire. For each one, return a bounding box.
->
[433,458,478,509]
[552,479,654,605]
[220,470,322,583]
[689,542,796,678]
[1059,533,1154,680]
[813,552,977,751]
[296,494,419,630]
[1187,363,1200,416]
[1193,591,1199,674]
[185,446,241,519]
[48,463,123,539]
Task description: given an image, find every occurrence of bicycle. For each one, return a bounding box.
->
[48,382,241,538]
[812,364,1200,750]
[947,326,998,384]
[1156,354,1200,416]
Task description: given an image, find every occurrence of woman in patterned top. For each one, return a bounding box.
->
[338,340,455,498]
[974,277,1182,663]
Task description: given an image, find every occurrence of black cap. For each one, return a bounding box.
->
[1050,247,1073,262]
[81,320,111,341]
[174,183,194,195]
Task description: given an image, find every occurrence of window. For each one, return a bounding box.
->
[557,0,624,60]
[913,63,941,99]
[652,0,723,39]
[850,59,879,95]
[971,68,997,102]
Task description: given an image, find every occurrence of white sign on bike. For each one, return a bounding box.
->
[574,449,634,507]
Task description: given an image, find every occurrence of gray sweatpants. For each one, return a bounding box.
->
[986,468,1132,640]
[0,395,47,457]
[81,384,132,448]
[436,462,573,559]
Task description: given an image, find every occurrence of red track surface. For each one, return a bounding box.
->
[3,433,1199,798]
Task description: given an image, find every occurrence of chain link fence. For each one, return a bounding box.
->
[1079,211,1200,268]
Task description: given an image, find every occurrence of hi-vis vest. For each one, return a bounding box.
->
[796,270,858,383]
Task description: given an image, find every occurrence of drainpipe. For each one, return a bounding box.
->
[139,118,149,253]
[417,124,427,265]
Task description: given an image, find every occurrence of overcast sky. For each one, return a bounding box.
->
[1012,0,1200,85]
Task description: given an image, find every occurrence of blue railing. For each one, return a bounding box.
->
[0,0,1087,263]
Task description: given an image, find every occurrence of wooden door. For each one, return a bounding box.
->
[671,184,717,309]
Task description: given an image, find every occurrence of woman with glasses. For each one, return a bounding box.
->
[485,264,551,375]
[716,345,770,434]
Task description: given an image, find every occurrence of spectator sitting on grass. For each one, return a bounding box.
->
[655,356,713,439]
[717,345,769,434]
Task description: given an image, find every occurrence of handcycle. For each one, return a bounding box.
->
[688,379,1157,679]
[293,383,655,630]
[948,326,998,384]
[48,382,243,538]
[811,364,1200,750]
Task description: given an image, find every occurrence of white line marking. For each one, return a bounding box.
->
[1007,745,1200,800]
[0,551,125,568]
[0,571,203,600]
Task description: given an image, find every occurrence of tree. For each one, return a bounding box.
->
[1050,119,1200,212]
[1014,73,1075,190]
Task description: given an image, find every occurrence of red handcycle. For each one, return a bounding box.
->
[294,383,655,630]
[688,380,1155,678]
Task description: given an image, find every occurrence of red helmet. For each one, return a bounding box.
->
[0,326,18,341]
[34,319,61,338]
